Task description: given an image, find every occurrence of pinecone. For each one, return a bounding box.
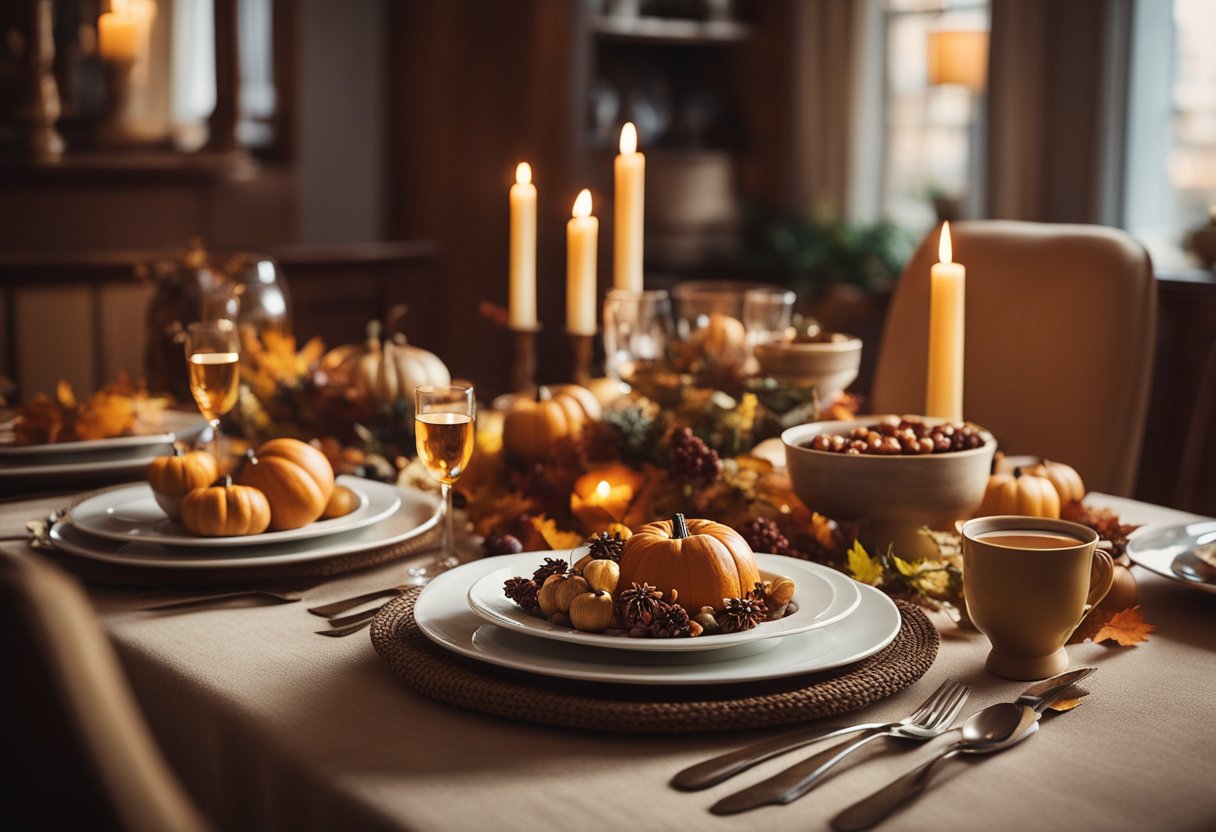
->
[717,594,769,634]
[531,557,569,585]
[740,517,791,557]
[604,404,662,462]
[650,602,692,638]
[482,531,524,557]
[503,577,539,611]
[586,531,626,563]
[617,582,664,628]
[668,427,721,485]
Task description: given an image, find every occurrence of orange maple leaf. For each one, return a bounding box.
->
[1092,606,1155,646]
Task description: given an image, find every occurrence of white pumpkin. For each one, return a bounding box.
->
[372,333,451,407]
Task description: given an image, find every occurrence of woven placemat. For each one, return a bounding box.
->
[371,588,939,733]
[41,523,442,589]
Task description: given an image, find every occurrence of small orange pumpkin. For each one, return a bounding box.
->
[180,476,271,537]
[147,447,218,519]
[1024,459,1086,506]
[975,468,1060,518]
[502,385,602,464]
[321,484,360,519]
[237,438,335,531]
[616,514,761,614]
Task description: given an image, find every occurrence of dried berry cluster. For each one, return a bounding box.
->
[803,417,986,456]
[668,427,722,484]
[740,516,792,558]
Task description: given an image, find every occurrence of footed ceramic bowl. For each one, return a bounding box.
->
[782,417,996,559]
[754,336,862,402]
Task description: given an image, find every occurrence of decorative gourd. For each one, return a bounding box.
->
[616,514,761,614]
[582,559,620,594]
[1025,459,1086,506]
[180,476,271,537]
[502,385,601,464]
[975,468,1061,518]
[537,573,588,618]
[697,313,748,370]
[321,484,360,519]
[237,438,335,531]
[569,590,615,633]
[319,320,450,408]
[147,448,218,519]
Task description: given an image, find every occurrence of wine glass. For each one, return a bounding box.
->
[183,320,241,465]
[412,384,476,580]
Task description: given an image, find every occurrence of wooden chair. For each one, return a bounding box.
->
[0,549,211,832]
[872,220,1156,496]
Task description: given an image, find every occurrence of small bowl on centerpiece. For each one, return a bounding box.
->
[782,417,996,559]
[754,334,862,402]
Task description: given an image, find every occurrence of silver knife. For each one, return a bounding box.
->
[677,667,1095,798]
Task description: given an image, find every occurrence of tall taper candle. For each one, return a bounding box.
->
[567,189,598,336]
[508,162,537,330]
[613,122,645,292]
[925,221,965,420]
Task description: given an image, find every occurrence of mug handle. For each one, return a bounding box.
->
[1067,548,1116,639]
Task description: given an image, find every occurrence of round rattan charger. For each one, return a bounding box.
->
[371,588,940,734]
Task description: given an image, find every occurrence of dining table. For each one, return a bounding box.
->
[5,488,1215,832]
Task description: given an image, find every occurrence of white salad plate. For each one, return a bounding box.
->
[1127,520,1216,596]
[49,481,440,569]
[0,410,205,459]
[68,476,393,548]
[466,553,861,652]
[415,555,900,686]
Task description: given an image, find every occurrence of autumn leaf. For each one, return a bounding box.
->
[1092,606,1155,646]
[847,540,884,585]
[532,515,585,551]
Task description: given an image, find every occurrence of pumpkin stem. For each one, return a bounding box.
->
[1013,466,1023,479]
[671,513,690,539]
[366,319,382,344]
[213,474,233,488]
[536,386,551,403]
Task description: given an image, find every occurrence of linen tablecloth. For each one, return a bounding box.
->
[5,493,1214,831]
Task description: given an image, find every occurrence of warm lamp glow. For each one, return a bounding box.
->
[573,189,592,219]
[515,162,532,186]
[927,29,989,90]
[595,480,611,499]
[939,222,953,264]
[619,122,637,155]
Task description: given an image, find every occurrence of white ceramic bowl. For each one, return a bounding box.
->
[754,336,862,401]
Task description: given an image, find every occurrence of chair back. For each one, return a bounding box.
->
[0,549,211,832]
[872,220,1156,496]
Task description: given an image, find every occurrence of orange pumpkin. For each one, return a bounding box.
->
[975,468,1060,518]
[237,438,335,531]
[321,484,360,519]
[180,477,271,537]
[616,514,761,613]
[1025,459,1086,506]
[147,448,218,519]
[502,385,601,464]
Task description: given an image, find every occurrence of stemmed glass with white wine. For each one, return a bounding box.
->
[412,384,476,580]
[183,320,241,465]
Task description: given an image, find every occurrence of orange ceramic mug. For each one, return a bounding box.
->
[961,515,1115,681]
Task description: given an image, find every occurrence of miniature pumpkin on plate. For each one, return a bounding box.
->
[147,447,218,519]
[976,468,1061,519]
[180,476,271,537]
[321,484,361,519]
[502,385,601,464]
[237,438,335,531]
[616,514,760,614]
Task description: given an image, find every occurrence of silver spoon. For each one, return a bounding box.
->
[1171,551,1216,584]
[831,703,1039,831]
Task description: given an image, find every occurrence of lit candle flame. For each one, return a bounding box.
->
[573,188,592,219]
[938,221,953,264]
[595,480,611,499]
[515,162,532,186]
[620,122,637,155]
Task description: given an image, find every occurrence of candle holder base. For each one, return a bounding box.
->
[508,326,541,394]
[567,331,597,387]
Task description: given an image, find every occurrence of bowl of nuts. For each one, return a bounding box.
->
[782,416,996,559]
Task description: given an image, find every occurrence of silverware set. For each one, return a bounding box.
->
[672,667,1095,827]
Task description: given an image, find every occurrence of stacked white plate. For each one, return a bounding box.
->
[0,411,204,487]
[413,551,902,686]
[47,476,442,570]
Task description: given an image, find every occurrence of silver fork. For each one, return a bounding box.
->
[673,679,969,792]
[709,680,971,815]
[307,584,414,618]
[315,605,383,637]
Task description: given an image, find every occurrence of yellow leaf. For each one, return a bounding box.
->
[847,539,883,585]
[892,554,917,577]
[1092,606,1155,646]
[532,515,584,551]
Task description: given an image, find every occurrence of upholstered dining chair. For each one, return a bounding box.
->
[0,549,211,832]
[871,220,1156,496]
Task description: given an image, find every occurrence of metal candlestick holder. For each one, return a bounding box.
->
[568,331,596,387]
[508,325,540,394]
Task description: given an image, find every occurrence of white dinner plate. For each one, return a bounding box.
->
[466,553,861,652]
[0,410,205,459]
[1126,520,1216,596]
[416,555,900,685]
[0,449,166,484]
[48,482,440,569]
[68,476,394,548]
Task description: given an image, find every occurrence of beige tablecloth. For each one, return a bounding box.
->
[5,493,1215,832]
